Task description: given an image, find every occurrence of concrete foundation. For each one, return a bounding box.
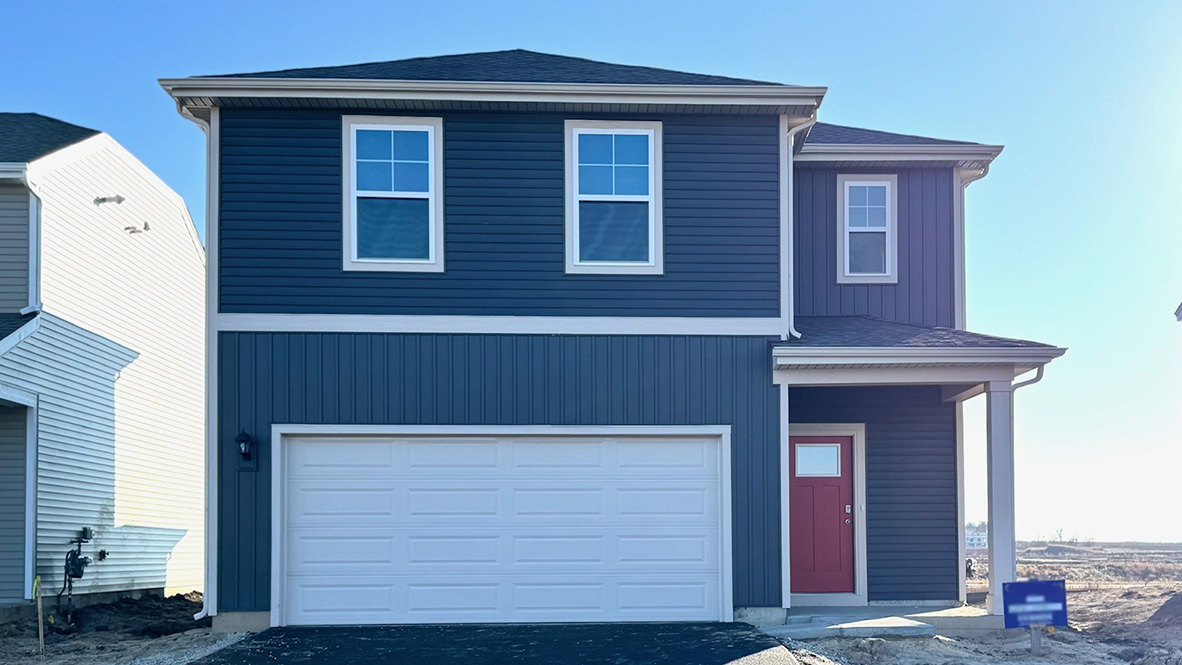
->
[212,611,270,633]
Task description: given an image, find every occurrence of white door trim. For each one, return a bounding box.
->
[784,423,869,608]
[268,424,734,627]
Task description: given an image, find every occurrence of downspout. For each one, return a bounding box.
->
[1012,365,1044,391]
[781,114,817,339]
[954,165,990,329]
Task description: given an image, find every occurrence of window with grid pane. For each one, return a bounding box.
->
[839,177,896,282]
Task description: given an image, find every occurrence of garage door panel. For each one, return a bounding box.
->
[280,434,726,624]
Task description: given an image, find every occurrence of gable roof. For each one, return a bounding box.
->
[0,113,100,164]
[209,49,787,86]
[806,122,976,147]
[781,316,1054,349]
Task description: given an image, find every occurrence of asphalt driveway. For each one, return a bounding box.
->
[190,622,793,665]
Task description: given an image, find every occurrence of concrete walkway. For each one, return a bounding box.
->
[758,605,1004,640]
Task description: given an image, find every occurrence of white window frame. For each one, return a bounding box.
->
[564,120,663,275]
[342,115,444,273]
[836,174,897,284]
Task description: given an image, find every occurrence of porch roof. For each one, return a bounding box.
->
[782,316,1054,349]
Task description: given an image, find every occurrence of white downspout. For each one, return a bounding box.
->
[1012,365,1044,391]
[781,114,817,339]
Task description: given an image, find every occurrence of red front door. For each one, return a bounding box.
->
[789,436,855,593]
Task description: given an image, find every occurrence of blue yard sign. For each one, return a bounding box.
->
[1003,580,1068,629]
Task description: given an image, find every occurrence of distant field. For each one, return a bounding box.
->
[968,541,1182,589]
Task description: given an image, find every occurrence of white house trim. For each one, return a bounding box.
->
[217,313,785,336]
[160,78,827,112]
[25,191,41,313]
[199,108,219,619]
[836,175,898,285]
[0,316,41,359]
[773,345,1066,368]
[268,424,734,627]
[797,143,1003,165]
[785,423,868,608]
[955,400,967,604]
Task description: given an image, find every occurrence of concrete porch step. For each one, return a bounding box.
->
[763,616,937,640]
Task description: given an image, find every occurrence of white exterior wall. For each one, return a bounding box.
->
[12,135,205,596]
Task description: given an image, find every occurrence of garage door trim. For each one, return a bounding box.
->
[269,424,734,627]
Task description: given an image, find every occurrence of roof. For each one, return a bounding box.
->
[806,122,977,147]
[0,313,36,341]
[208,49,786,86]
[0,113,99,164]
[780,316,1054,349]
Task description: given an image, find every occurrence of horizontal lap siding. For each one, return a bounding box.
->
[789,386,958,601]
[218,110,780,316]
[794,168,955,327]
[218,332,781,611]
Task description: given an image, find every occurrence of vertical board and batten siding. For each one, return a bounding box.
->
[794,167,956,328]
[217,332,781,612]
[14,137,206,595]
[790,385,958,601]
[0,404,26,602]
[217,109,780,316]
[0,185,29,313]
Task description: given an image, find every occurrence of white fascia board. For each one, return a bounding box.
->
[772,345,1066,368]
[796,143,1003,164]
[160,77,827,110]
[0,163,27,181]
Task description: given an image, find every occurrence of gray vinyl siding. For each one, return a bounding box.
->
[0,404,26,603]
[0,186,29,313]
[793,167,955,327]
[217,332,781,611]
[217,109,780,317]
[789,385,958,601]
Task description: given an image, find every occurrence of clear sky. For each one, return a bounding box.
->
[4,1,1180,541]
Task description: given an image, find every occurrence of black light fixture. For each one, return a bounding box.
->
[235,430,253,461]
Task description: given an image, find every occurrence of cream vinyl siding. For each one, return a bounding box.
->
[12,135,205,596]
[0,185,29,312]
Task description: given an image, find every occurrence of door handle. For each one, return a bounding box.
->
[845,504,852,514]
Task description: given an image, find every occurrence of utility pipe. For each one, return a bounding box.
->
[781,113,817,339]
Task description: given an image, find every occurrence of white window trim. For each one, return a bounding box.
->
[564,120,663,275]
[836,174,897,285]
[341,115,444,273]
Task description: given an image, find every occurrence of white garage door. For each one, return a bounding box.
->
[276,431,729,625]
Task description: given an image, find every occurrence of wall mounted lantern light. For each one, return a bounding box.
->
[235,430,253,462]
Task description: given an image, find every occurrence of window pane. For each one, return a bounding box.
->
[796,444,841,477]
[357,197,430,260]
[357,161,392,191]
[614,166,649,196]
[866,185,887,206]
[848,206,867,227]
[394,162,430,192]
[356,130,391,160]
[849,185,867,206]
[614,134,649,165]
[849,231,886,274]
[393,130,429,161]
[578,134,613,165]
[579,165,613,195]
[579,201,649,263]
[866,206,886,227]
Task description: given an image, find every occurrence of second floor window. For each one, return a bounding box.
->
[565,120,663,275]
[343,115,444,272]
[837,174,897,284]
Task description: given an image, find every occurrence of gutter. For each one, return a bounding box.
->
[781,114,817,339]
[0,163,27,183]
[796,143,1004,163]
[771,345,1066,368]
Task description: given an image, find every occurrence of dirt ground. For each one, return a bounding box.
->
[787,542,1182,665]
[0,593,245,665]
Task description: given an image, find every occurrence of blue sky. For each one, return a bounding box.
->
[4,1,1180,541]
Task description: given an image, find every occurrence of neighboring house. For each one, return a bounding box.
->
[965,530,988,551]
[161,49,1064,630]
[0,113,204,608]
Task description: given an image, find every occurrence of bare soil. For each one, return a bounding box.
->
[787,542,1182,665]
[0,593,245,665]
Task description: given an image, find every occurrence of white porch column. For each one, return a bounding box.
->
[985,379,1016,614]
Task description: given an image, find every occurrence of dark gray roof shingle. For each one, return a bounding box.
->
[781,316,1053,348]
[807,122,976,146]
[210,49,785,86]
[0,113,99,164]
[0,313,36,341]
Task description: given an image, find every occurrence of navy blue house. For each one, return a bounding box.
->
[163,50,1063,630]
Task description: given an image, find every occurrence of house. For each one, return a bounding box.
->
[161,49,1064,631]
[0,113,205,610]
